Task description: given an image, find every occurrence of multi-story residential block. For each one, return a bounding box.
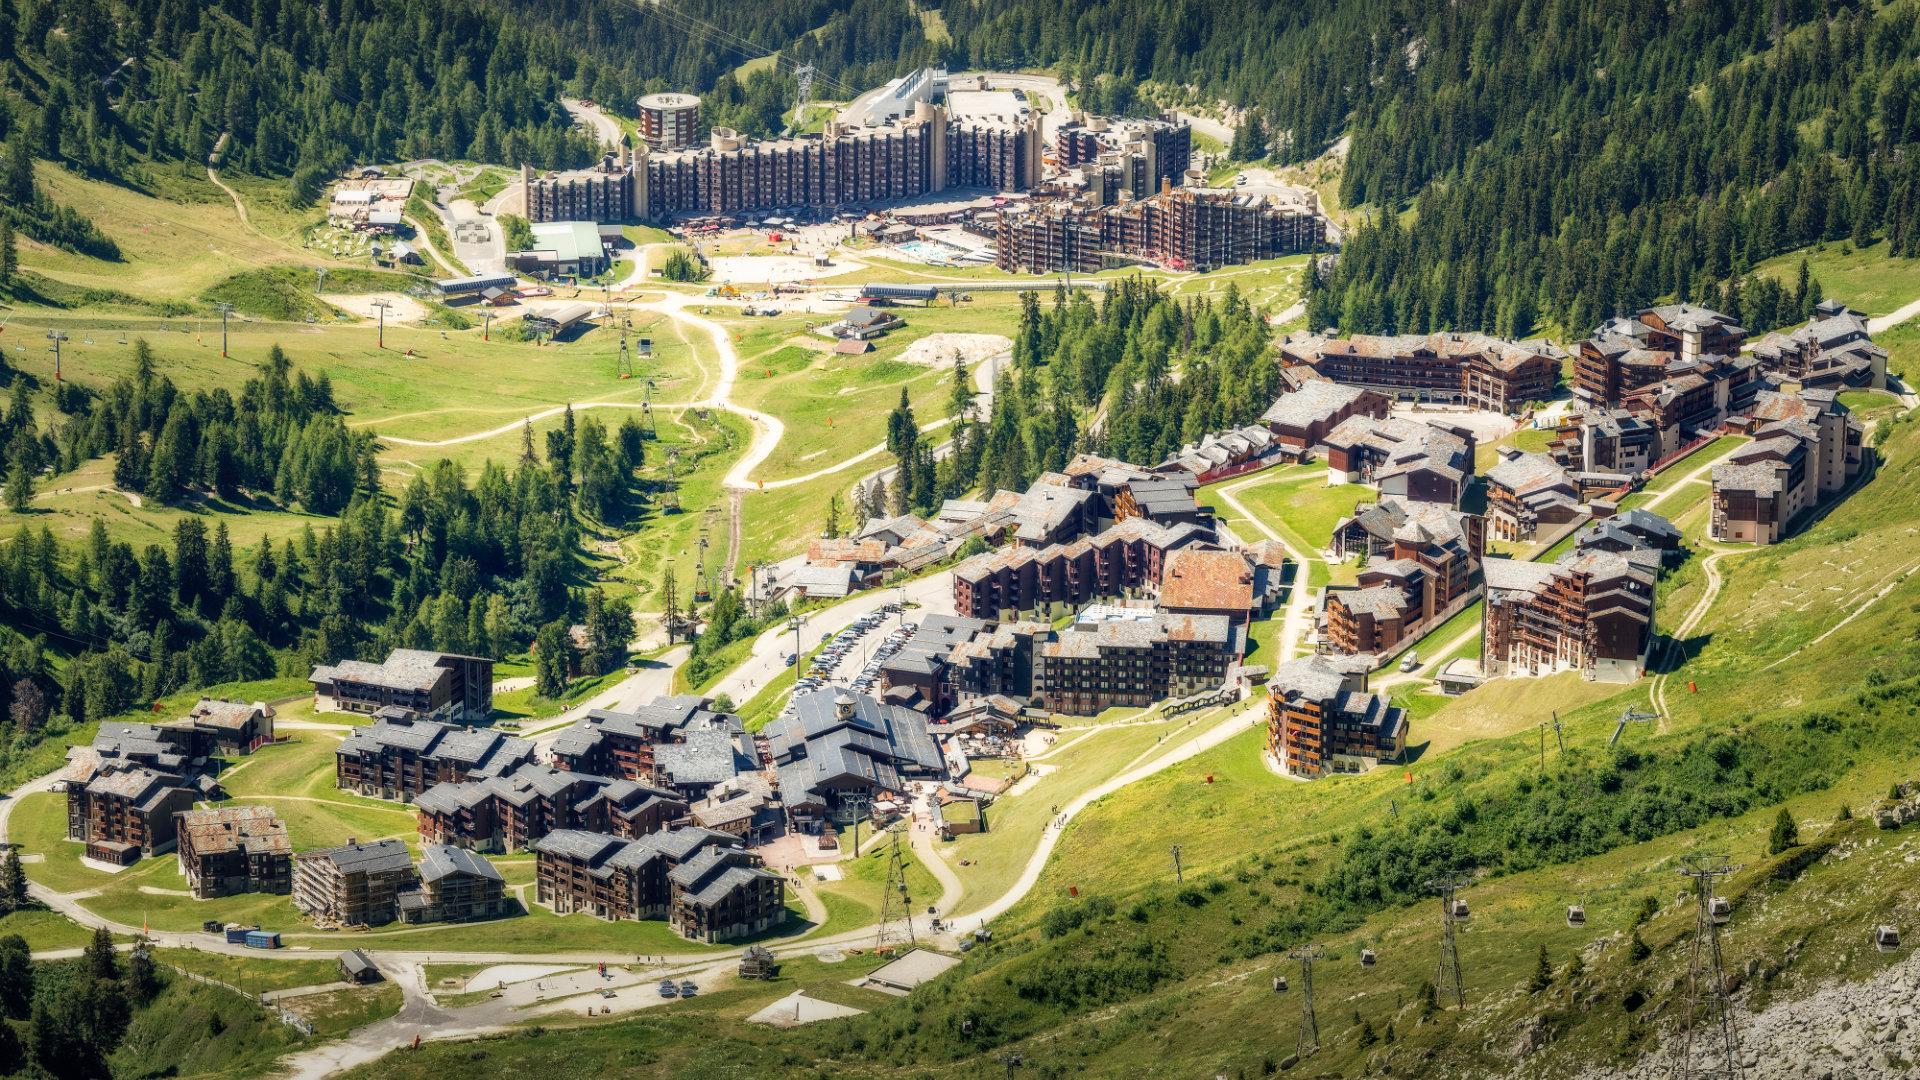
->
[175,806,292,899]
[548,696,749,793]
[1711,389,1866,544]
[64,762,205,865]
[1277,332,1561,415]
[1030,609,1236,715]
[532,828,783,941]
[310,649,494,725]
[636,93,701,151]
[950,516,1210,620]
[996,188,1325,274]
[405,843,508,924]
[173,698,276,754]
[1320,497,1481,659]
[1156,547,1257,628]
[1321,415,1476,506]
[767,691,945,832]
[1482,550,1656,682]
[1747,299,1886,390]
[1054,114,1192,195]
[1574,305,1748,405]
[414,764,688,853]
[1260,379,1393,458]
[1265,656,1407,777]
[293,840,420,927]
[333,716,533,802]
[1484,449,1584,542]
[1554,407,1660,482]
[876,615,994,714]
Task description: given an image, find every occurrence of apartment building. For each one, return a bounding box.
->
[637,93,701,151]
[1054,114,1192,195]
[1278,332,1561,415]
[1321,415,1476,506]
[64,765,203,865]
[175,806,292,899]
[1747,299,1886,390]
[333,716,533,802]
[293,840,420,927]
[414,764,689,853]
[877,615,995,714]
[1030,609,1236,715]
[1482,550,1656,682]
[532,828,783,941]
[1266,656,1408,777]
[173,698,276,754]
[310,649,494,725]
[1321,500,1480,659]
[1260,379,1392,457]
[950,516,1211,620]
[995,188,1325,274]
[1157,547,1258,628]
[1553,407,1659,482]
[1484,449,1584,542]
[1574,305,1748,405]
[1711,389,1865,544]
[549,696,739,782]
[407,844,508,924]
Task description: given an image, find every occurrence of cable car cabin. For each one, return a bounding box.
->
[1566,905,1586,928]
[1273,975,1288,993]
[1359,949,1377,967]
[1876,925,1901,952]
[1451,899,1471,921]
[1708,897,1732,925]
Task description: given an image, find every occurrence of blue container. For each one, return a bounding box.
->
[243,930,281,949]
[224,925,254,944]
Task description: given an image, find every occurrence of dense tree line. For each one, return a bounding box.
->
[938,0,1920,337]
[0,342,665,743]
[857,280,1274,523]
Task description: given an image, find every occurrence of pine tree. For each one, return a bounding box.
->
[0,219,15,287]
[83,926,116,980]
[125,945,159,1004]
[0,847,23,914]
[3,459,28,513]
[1627,930,1651,963]
[824,493,842,538]
[1768,806,1800,854]
[1529,944,1552,992]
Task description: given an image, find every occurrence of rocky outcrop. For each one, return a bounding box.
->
[1578,948,1920,1080]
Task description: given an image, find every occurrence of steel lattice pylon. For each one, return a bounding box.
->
[1426,876,1471,1009]
[875,825,916,950]
[1289,944,1322,1059]
[1675,854,1746,1080]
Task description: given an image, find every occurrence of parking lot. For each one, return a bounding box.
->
[782,604,909,719]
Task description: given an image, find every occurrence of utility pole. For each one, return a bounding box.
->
[483,309,494,342]
[45,329,68,382]
[786,613,806,667]
[662,564,679,644]
[1170,844,1184,883]
[1289,945,1322,1059]
[663,448,680,512]
[1552,710,1566,752]
[876,825,915,949]
[214,301,235,357]
[1675,854,1745,1080]
[1426,876,1471,1009]
[371,298,392,349]
[642,378,658,437]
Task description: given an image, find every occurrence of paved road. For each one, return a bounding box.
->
[562,98,624,151]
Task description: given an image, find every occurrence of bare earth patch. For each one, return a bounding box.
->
[899,332,1012,368]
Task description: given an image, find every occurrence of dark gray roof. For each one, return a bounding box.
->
[769,691,944,802]
[654,729,750,787]
[309,839,414,877]
[419,843,503,884]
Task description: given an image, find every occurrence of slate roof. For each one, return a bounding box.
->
[1267,656,1358,703]
[178,806,290,856]
[653,729,751,788]
[768,691,945,803]
[311,649,481,693]
[1157,548,1254,613]
[1261,380,1371,431]
[418,843,503,884]
[307,839,414,877]
[336,718,531,777]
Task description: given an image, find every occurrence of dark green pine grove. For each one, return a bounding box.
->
[941,0,1920,336]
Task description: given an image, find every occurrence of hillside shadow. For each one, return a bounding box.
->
[1647,630,1715,675]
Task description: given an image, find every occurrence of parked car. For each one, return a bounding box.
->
[785,653,798,666]
[680,980,698,997]
[659,980,679,998]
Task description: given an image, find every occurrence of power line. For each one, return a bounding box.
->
[605,0,861,99]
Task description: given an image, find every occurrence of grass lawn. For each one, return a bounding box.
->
[941,713,1192,916]
[1753,239,1920,316]
[808,835,942,936]
[600,410,748,615]
[159,949,346,994]
[0,909,112,952]
[282,983,405,1036]
[20,164,326,304]
[0,455,340,553]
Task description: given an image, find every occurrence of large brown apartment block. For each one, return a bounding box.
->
[1573,305,1748,405]
[1031,610,1236,715]
[1278,332,1561,415]
[175,806,291,899]
[65,766,201,865]
[1711,389,1865,545]
[1321,415,1476,507]
[1482,551,1656,682]
[1266,656,1407,777]
[333,716,533,803]
[1484,449,1583,542]
[414,764,687,854]
[1749,300,1887,390]
[1260,380,1393,457]
[293,840,420,927]
[310,649,494,725]
[997,187,1324,274]
[1322,496,1483,659]
[532,828,783,942]
[950,516,1212,620]
[406,843,508,924]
